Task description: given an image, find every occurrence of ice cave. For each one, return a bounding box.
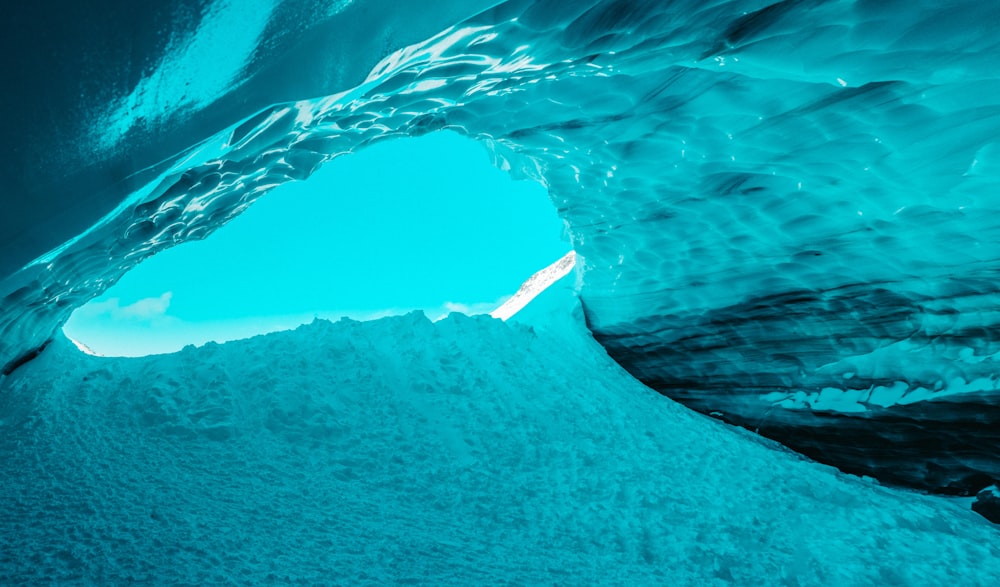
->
[2,0,1000,584]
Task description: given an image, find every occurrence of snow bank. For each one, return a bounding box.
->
[1,303,997,584]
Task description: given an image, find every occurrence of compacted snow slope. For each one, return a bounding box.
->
[1,299,998,585]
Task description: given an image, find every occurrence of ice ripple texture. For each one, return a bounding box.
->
[3,0,1000,493]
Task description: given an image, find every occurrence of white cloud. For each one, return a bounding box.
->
[442,300,508,316]
[425,297,510,321]
[120,292,174,319]
[81,292,174,322]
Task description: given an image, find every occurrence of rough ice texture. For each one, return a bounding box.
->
[2,1,1000,493]
[2,310,999,585]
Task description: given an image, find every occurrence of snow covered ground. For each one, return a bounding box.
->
[1,284,998,585]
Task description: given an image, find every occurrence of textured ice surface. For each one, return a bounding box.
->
[2,1,1000,496]
[2,307,999,584]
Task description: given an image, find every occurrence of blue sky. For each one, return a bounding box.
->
[64,131,570,356]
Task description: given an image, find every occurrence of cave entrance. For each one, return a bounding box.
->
[63,131,570,357]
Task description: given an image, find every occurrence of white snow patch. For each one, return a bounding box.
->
[490,250,576,320]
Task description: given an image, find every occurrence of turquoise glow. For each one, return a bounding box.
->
[63,131,569,356]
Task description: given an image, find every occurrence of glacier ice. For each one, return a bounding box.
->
[2,0,1000,578]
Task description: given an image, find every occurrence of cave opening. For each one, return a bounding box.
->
[63,130,571,357]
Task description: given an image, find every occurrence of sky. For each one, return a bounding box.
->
[64,131,570,356]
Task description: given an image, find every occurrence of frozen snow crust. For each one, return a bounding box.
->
[3,1,1000,493]
[2,310,999,584]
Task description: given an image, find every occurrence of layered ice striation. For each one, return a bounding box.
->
[3,0,1000,497]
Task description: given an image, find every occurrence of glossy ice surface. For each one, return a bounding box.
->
[2,2,1000,579]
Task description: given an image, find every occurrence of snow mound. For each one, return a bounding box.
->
[1,308,997,584]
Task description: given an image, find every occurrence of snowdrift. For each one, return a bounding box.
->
[1,299,997,584]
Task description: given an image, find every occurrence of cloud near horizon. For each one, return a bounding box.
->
[433,297,510,320]
[81,291,175,322]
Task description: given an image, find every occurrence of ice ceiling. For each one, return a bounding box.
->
[3,0,1000,494]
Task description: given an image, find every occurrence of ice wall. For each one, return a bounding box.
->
[2,0,1000,494]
